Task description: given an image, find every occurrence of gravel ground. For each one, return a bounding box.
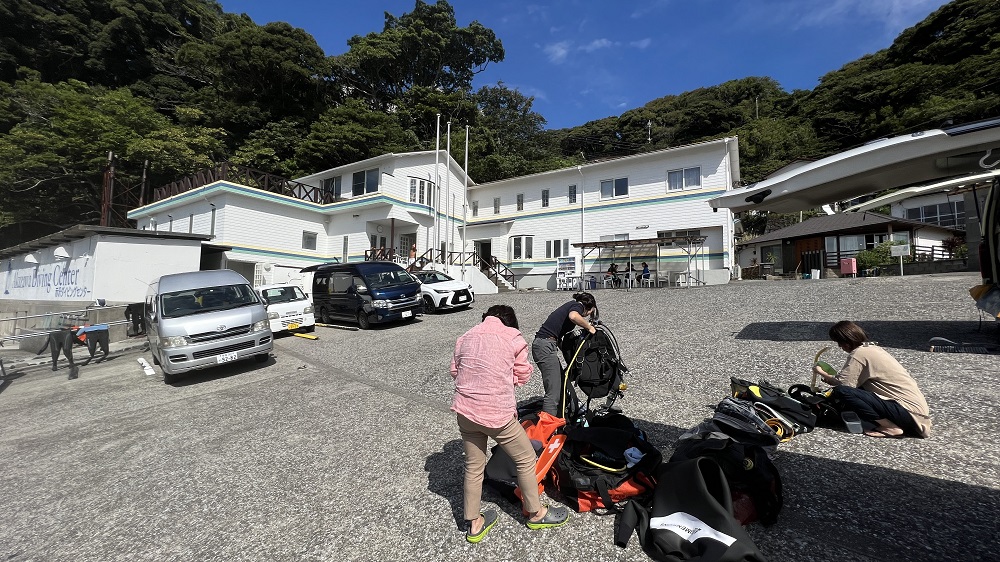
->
[2,272,998,561]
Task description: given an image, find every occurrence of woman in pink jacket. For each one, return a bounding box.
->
[450,304,570,543]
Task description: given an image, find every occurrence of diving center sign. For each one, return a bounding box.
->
[3,259,95,300]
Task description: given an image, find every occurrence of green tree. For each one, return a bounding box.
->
[0,77,224,227]
[294,99,419,173]
[332,0,504,111]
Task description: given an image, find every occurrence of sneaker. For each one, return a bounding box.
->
[465,509,498,544]
[526,505,570,530]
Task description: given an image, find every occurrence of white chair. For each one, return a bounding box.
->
[603,275,614,289]
[640,275,654,288]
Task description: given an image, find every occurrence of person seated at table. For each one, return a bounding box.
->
[639,262,651,281]
[620,262,637,287]
[605,263,621,287]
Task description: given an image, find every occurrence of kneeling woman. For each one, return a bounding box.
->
[814,320,931,438]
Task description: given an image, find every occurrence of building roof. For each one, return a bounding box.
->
[0,224,212,260]
[739,212,962,246]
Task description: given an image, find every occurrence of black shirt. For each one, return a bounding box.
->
[535,300,585,340]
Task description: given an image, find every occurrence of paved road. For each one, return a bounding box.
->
[2,273,998,561]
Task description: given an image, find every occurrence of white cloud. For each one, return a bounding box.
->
[543,41,572,64]
[580,38,614,53]
[783,0,949,36]
[630,38,652,50]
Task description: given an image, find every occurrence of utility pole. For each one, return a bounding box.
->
[100,151,115,227]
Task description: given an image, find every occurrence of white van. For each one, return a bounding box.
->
[256,284,316,333]
[144,269,273,384]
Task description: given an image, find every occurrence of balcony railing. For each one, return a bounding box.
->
[152,163,345,204]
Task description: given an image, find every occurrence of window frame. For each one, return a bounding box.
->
[516,193,524,211]
[509,235,533,260]
[667,166,702,191]
[302,231,318,250]
[600,177,629,200]
[493,197,501,215]
[568,185,577,205]
[471,200,479,218]
[542,189,550,208]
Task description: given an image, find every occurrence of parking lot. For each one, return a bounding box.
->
[2,272,999,561]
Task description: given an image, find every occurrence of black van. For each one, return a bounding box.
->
[301,261,422,329]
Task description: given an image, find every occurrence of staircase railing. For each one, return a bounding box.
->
[406,249,516,289]
[152,162,346,204]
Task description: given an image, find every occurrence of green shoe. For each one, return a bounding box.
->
[466,509,498,544]
[526,505,570,530]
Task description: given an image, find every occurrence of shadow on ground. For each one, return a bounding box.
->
[735,320,999,351]
[423,415,999,561]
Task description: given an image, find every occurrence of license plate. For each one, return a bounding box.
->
[456,296,467,302]
[401,310,413,318]
[216,351,238,364]
[287,323,299,330]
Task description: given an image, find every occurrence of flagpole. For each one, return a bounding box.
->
[462,124,469,282]
[433,113,441,262]
[445,121,452,266]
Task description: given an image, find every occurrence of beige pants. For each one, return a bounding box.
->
[457,413,541,521]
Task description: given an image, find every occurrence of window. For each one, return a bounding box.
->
[599,233,630,242]
[906,201,964,228]
[542,189,549,208]
[546,239,570,258]
[352,168,379,196]
[409,178,417,202]
[494,197,501,214]
[472,200,479,217]
[600,177,629,199]
[510,236,533,260]
[324,176,342,199]
[517,193,524,211]
[668,166,702,191]
[568,185,577,204]
[302,232,317,250]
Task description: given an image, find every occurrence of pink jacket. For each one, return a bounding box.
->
[450,316,533,428]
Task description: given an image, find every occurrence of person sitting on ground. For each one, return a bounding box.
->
[450,304,570,544]
[813,320,931,438]
[532,292,598,417]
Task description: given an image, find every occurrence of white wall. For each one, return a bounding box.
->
[93,236,202,302]
[2,235,202,305]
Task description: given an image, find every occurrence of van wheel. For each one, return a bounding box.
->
[163,370,177,384]
[319,307,331,324]
[254,353,270,363]
[304,325,315,333]
[151,352,160,366]
[421,296,436,314]
[357,311,371,330]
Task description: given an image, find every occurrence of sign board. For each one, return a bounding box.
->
[890,244,910,257]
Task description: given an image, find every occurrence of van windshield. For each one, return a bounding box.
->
[366,268,417,289]
[260,286,306,304]
[161,283,260,318]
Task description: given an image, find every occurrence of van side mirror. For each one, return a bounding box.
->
[355,284,368,294]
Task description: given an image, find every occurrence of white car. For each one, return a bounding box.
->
[414,271,475,313]
[256,284,316,333]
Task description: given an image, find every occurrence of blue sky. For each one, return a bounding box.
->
[218,0,951,130]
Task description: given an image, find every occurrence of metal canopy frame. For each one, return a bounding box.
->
[572,235,708,289]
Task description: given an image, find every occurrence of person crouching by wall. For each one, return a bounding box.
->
[450,304,570,543]
[814,320,931,438]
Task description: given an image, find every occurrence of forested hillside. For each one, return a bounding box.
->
[1,0,998,232]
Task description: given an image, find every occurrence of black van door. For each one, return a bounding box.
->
[329,271,355,319]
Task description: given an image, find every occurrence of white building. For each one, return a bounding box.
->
[126,138,740,291]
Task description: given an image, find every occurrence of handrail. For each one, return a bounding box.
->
[151,162,347,205]
[365,248,397,261]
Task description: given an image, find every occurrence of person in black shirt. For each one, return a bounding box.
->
[532,292,597,416]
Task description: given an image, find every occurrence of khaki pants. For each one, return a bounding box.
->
[457,413,541,521]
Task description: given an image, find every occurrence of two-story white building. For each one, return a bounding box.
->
[126,137,740,291]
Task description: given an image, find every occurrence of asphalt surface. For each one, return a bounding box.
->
[2,272,999,561]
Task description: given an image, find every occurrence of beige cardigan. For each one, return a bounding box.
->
[836,344,932,438]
